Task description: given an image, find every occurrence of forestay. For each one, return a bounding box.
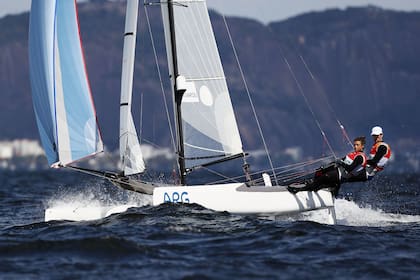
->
[29,1,103,166]
[161,0,244,169]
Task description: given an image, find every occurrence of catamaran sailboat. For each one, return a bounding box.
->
[29,0,336,224]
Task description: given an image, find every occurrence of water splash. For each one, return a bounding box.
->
[44,185,152,222]
[300,199,420,226]
[46,189,151,208]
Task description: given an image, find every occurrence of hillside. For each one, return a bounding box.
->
[0,2,419,158]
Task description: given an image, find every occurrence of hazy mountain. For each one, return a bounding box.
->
[0,2,418,158]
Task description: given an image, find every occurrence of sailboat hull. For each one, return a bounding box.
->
[44,204,137,222]
[43,182,335,223]
[152,183,334,215]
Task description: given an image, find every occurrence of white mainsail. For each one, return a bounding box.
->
[119,0,145,175]
[161,0,244,170]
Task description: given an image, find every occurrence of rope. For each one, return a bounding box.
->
[221,14,278,185]
[140,138,166,149]
[299,55,353,148]
[65,165,157,191]
[339,122,353,148]
[283,57,337,159]
[201,166,241,184]
[272,156,332,174]
[67,154,330,190]
[252,168,314,185]
[144,4,181,181]
[139,92,144,143]
[208,155,333,185]
[144,5,177,157]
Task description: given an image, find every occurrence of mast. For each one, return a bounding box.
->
[167,0,187,185]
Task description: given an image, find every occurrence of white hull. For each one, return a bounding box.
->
[45,204,136,222]
[44,183,336,224]
[153,183,335,217]
[153,183,336,224]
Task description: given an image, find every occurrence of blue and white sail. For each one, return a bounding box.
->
[29,1,103,167]
[161,0,244,169]
[119,0,145,175]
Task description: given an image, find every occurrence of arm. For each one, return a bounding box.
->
[334,156,346,165]
[367,145,387,166]
[342,155,364,173]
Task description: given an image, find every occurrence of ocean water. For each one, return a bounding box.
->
[0,170,419,279]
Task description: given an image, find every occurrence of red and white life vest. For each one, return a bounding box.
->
[343,151,367,175]
[369,142,391,171]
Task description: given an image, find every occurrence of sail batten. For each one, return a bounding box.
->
[29,1,103,167]
[185,76,225,82]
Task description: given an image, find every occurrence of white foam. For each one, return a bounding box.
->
[300,199,420,226]
[44,189,152,222]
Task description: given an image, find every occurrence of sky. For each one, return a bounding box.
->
[1,0,420,23]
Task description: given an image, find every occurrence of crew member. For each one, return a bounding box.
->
[366,126,392,179]
[287,136,368,196]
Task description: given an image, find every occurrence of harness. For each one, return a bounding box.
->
[343,151,367,176]
[369,142,391,171]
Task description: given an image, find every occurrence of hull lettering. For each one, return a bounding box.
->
[163,191,190,203]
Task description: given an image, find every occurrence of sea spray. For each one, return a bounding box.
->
[44,181,152,221]
[300,199,420,226]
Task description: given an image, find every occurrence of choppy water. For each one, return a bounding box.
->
[1,170,419,279]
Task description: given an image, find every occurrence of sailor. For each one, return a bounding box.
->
[287,136,368,196]
[366,126,392,180]
[338,136,368,182]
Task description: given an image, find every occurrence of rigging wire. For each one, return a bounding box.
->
[141,3,337,187]
[66,165,160,192]
[139,91,144,143]
[141,137,166,149]
[221,14,278,185]
[282,57,337,159]
[144,4,181,179]
[66,154,331,191]
[208,155,333,185]
[256,158,329,184]
[252,170,312,186]
[144,5,177,156]
[201,166,241,184]
[299,55,353,148]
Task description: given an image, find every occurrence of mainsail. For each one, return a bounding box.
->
[161,0,244,170]
[119,0,145,175]
[29,1,103,166]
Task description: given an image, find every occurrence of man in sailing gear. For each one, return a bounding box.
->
[366,126,392,179]
[287,136,368,197]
